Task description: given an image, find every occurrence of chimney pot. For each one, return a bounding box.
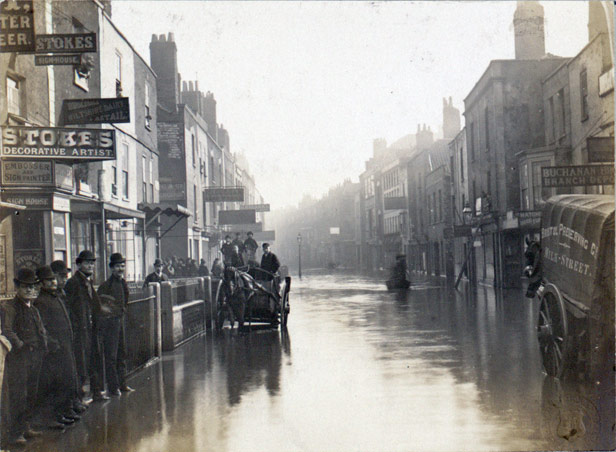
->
[195,81,199,91]
[168,32,174,42]
[159,34,166,42]
[151,34,158,42]
[182,81,188,91]
[189,81,194,91]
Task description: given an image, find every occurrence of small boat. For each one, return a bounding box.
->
[386,278,411,291]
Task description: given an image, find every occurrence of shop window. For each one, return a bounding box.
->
[111,166,118,197]
[115,52,123,97]
[13,211,45,270]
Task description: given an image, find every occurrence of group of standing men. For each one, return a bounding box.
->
[1,251,134,446]
[220,231,280,276]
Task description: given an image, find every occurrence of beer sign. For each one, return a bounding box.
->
[1,126,116,161]
[0,0,34,53]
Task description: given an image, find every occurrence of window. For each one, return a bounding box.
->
[7,76,20,115]
[532,160,552,208]
[210,156,215,183]
[558,89,566,137]
[191,134,196,167]
[469,122,475,160]
[580,69,588,121]
[459,146,464,182]
[548,96,556,143]
[145,84,151,129]
[193,185,198,221]
[111,166,118,197]
[438,189,442,221]
[142,155,147,201]
[115,52,122,97]
[484,107,489,151]
[122,144,129,199]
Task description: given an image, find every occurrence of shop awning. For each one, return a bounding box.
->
[138,202,191,238]
[71,199,146,220]
[0,201,27,222]
[104,203,146,220]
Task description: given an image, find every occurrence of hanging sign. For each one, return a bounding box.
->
[35,54,81,65]
[35,33,96,53]
[240,203,270,212]
[203,187,244,202]
[0,0,35,53]
[1,125,116,161]
[62,98,130,124]
[218,209,256,225]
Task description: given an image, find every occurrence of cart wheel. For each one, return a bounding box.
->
[537,292,568,377]
[280,288,289,328]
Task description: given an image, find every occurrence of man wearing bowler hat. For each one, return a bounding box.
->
[143,258,168,288]
[34,265,81,429]
[50,260,87,415]
[2,268,48,445]
[96,253,134,396]
[64,250,107,402]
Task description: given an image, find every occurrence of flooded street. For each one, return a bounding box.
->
[26,274,612,452]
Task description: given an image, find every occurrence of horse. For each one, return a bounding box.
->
[524,237,542,298]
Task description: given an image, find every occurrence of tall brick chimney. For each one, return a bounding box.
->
[203,92,217,140]
[513,1,546,59]
[150,33,179,113]
[442,97,461,140]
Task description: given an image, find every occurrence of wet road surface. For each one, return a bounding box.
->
[23,274,614,452]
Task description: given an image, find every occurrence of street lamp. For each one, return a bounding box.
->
[297,233,302,279]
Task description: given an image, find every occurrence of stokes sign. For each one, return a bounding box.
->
[1,126,116,160]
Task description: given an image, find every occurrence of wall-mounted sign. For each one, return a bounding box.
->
[384,196,406,210]
[0,0,34,53]
[62,98,130,124]
[330,227,340,235]
[253,230,275,241]
[35,33,96,53]
[159,182,185,201]
[518,210,542,229]
[587,137,614,163]
[1,126,116,161]
[541,164,614,188]
[240,203,270,212]
[1,160,53,185]
[203,187,244,202]
[226,223,263,233]
[218,209,256,225]
[35,54,81,65]
[2,192,52,209]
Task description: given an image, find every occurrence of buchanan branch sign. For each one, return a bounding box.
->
[541,164,614,188]
[1,126,116,161]
[62,98,130,124]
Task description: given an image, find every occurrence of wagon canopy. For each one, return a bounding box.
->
[541,194,614,307]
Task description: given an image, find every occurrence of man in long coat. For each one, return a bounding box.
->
[34,265,80,427]
[2,268,48,445]
[64,250,108,402]
[96,253,134,396]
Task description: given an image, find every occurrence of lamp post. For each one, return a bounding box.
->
[297,233,302,279]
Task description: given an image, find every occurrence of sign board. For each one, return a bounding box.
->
[587,137,614,163]
[1,160,53,186]
[35,54,81,65]
[159,182,185,201]
[453,224,471,237]
[541,164,614,188]
[203,187,244,202]
[35,33,96,53]
[384,196,406,210]
[158,123,183,159]
[226,223,263,233]
[518,210,542,229]
[62,98,130,124]
[1,126,116,161]
[330,227,340,235]
[240,203,270,212]
[218,209,256,225]
[0,0,34,53]
[2,192,52,209]
[253,230,275,241]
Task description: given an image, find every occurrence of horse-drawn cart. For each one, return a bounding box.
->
[528,194,614,380]
[214,266,291,332]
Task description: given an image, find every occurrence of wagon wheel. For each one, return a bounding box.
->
[537,292,568,378]
[280,288,289,329]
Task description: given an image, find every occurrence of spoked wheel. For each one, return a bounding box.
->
[280,289,289,329]
[537,292,568,378]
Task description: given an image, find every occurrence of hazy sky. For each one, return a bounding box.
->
[112,1,589,210]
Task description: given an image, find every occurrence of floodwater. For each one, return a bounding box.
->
[24,274,614,452]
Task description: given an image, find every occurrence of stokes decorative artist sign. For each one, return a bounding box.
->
[1,125,116,160]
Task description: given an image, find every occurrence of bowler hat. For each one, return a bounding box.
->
[50,260,71,275]
[14,268,39,285]
[109,253,126,267]
[76,250,96,263]
[36,265,56,281]
[153,258,163,266]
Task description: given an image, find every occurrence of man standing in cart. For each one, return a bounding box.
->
[244,231,259,264]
